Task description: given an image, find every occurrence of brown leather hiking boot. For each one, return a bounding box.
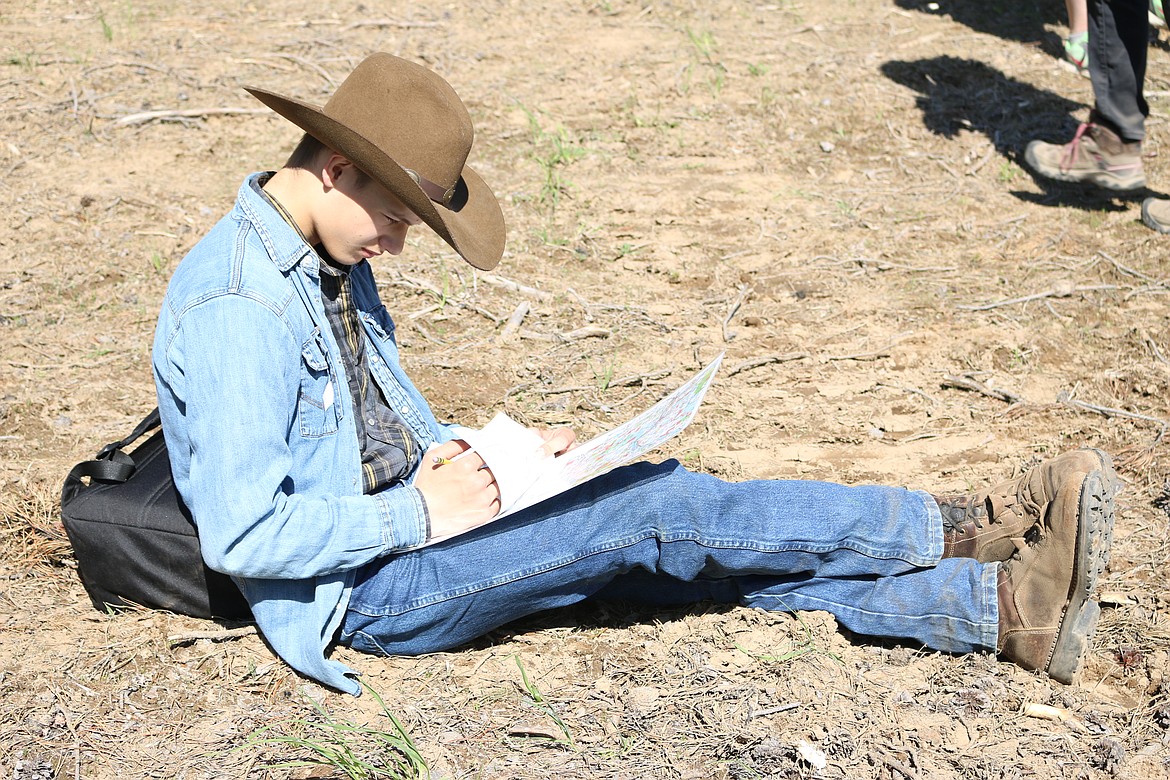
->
[996,465,1116,683]
[1024,121,1145,192]
[936,449,1115,563]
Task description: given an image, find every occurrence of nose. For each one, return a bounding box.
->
[380,223,410,256]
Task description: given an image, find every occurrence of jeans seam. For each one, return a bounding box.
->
[346,533,936,617]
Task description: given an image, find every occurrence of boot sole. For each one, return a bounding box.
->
[1045,466,1117,683]
[1032,169,1146,193]
[1023,145,1146,192]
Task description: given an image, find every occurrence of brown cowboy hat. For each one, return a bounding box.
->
[245,53,505,271]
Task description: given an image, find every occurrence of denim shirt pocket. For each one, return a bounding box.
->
[298,328,340,438]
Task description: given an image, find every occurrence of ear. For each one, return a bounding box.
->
[320,154,354,191]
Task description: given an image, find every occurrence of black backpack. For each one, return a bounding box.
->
[60,409,251,620]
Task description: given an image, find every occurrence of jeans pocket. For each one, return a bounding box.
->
[298,328,340,438]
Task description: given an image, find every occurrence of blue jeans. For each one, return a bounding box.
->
[340,460,1000,655]
[1090,0,1149,141]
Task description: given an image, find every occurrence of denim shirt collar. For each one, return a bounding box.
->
[237,172,316,275]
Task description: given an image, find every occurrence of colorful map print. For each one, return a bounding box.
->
[498,352,724,518]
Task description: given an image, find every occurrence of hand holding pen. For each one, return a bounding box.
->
[415,440,500,538]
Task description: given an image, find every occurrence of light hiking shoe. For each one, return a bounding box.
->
[936,449,1116,563]
[1024,122,1145,191]
[996,462,1116,684]
[1141,197,1170,233]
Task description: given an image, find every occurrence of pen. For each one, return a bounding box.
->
[432,449,477,466]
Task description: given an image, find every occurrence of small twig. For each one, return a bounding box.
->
[166,625,256,647]
[564,288,595,321]
[49,688,82,780]
[956,283,1119,311]
[874,750,920,780]
[722,285,750,343]
[940,374,1024,405]
[608,369,673,388]
[1141,329,1169,364]
[1098,251,1168,288]
[873,383,940,405]
[498,301,530,342]
[111,107,268,127]
[269,53,338,87]
[9,356,122,370]
[728,353,809,377]
[559,326,610,341]
[1057,392,1169,432]
[1022,702,1089,733]
[965,143,996,176]
[411,320,446,345]
[343,18,444,30]
[751,702,801,718]
[823,344,895,362]
[510,369,673,398]
[478,272,555,301]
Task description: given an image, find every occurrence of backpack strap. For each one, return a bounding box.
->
[69,408,162,484]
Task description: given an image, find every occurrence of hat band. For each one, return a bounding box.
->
[404,168,455,206]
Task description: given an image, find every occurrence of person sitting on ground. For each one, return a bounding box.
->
[152,53,1119,696]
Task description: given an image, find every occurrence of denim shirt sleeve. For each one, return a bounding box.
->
[157,293,428,581]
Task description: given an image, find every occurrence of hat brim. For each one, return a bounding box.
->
[246,86,505,271]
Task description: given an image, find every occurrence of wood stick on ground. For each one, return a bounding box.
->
[722,285,750,342]
[873,749,920,780]
[498,301,530,341]
[269,53,337,86]
[479,272,555,301]
[1141,328,1169,365]
[344,18,445,30]
[941,374,1024,405]
[956,283,1119,311]
[559,326,610,341]
[823,333,910,361]
[1057,392,1169,434]
[728,352,809,377]
[111,107,269,127]
[510,369,673,398]
[167,626,257,647]
[1098,251,1169,288]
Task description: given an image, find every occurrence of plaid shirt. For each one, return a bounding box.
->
[318,260,419,491]
[259,176,419,493]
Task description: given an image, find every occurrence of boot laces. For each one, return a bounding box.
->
[1060,123,1094,173]
[940,495,985,533]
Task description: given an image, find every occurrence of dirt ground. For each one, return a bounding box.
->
[4,0,1170,777]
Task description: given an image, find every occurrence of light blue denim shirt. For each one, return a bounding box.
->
[152,173,456,694]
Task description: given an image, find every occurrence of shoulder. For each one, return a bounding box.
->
[164,176,309,319]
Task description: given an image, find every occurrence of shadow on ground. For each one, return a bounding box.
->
[895,0,1070,61]
[883,55,1159,211]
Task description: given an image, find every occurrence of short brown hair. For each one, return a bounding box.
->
[285,133,328,169]
[285,133,372,188]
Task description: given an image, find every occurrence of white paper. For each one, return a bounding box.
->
[423,353,723,545]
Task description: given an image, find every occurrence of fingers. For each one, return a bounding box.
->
[538,427,576,457]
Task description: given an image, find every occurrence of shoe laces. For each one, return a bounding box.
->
[940,495,985,533]
[1060,123,1094,173]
